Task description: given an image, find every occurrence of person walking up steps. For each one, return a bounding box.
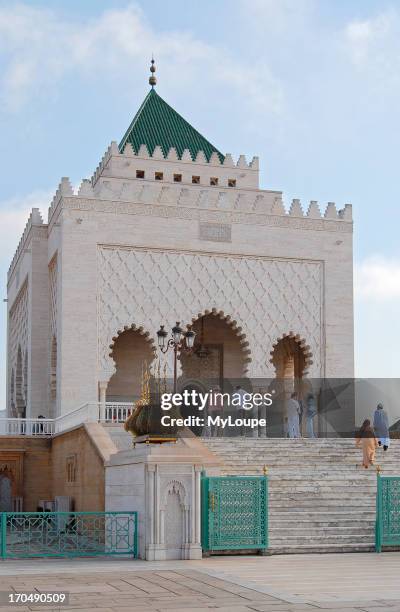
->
[306,392,317,438]
[373,403,390,451]
[356,419,378,469]
[287,392,301,438]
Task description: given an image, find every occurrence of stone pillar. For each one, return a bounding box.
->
[195,466,202,546]
[98,381,108,421]
[146,464,157,559]
[105,439,221,561]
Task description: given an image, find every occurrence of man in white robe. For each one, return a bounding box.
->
[287,392,301,438]
[373,403,390,451]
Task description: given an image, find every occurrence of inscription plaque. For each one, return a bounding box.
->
[199,222,232,242]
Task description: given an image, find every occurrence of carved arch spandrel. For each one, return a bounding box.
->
[97,246,323,379]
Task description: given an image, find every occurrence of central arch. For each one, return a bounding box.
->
[179,310,251,391]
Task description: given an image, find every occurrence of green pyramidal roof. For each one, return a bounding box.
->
[119,88,224,162]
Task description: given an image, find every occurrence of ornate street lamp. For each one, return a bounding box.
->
[157,322,196,392]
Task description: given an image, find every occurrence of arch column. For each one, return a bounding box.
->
[98,381,108,421]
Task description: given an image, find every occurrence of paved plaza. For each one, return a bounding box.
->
[0,553,399,611]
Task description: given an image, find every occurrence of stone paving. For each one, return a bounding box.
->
[0,553,399,611]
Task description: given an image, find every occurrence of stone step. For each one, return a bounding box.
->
[269,509,376,518]
[268,480,379,486]
[204,447,395,453]
[208,450,369,454]
[269,529,375,546]
[270,525,374,535]
[267,478,377,485]
[219,460,397,465]
[205,438,400,444]
[269,519,375,528]
[269,543,375,554]
[270,506,374,513]
[206,448,399,455]
[270,494,375,504]
[267,486,378,494]
[219,467,395,473]
[209,454,396,460]
[269,502,375,511]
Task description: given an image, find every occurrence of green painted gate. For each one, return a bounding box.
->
[0,512,138,559]
[201,475,268,552]
[376,474,400,552]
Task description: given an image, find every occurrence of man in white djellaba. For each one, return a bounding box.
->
[287,391,301,438]
[233,385,247,436]
[373,403,390,451]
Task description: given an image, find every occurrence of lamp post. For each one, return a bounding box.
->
[157,322,196,393]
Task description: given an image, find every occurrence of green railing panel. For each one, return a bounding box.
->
[376,474,400,552]
[201,475,268,552]
[0,512,138,559]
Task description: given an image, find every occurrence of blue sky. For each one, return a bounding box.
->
[1,0,400,407]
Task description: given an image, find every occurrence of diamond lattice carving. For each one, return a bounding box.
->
[97,247,322,378]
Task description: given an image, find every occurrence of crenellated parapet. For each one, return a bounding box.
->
[45,144,352,234]
[48,177,74,223]
[115,141,260,169]
[47,177,353,234]
[8,208,46,282]
[59,184,352,224]
[287,198,352,222]
[90,141,260,190]
[90,143,117,188]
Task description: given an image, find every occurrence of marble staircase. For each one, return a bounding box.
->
[203,438,400,554]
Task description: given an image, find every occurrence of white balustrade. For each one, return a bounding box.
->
[12,496,23,512]
[0,402,136,436]
[104,403,134,423]
[0,418,55,436]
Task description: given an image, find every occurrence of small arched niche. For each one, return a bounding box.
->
[0,470,13,512]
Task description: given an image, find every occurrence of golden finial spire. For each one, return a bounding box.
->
[149,56,157,88]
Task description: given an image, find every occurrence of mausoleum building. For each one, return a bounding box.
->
[5,66,399,563]
[6,73,354,422]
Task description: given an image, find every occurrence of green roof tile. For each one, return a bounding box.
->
[119,88,224,162]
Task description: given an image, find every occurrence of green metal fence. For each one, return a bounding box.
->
[201,474,268,553]
[0,512,138,559]
[376,473,400,552]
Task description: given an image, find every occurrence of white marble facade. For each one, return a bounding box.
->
[6,138,354,418]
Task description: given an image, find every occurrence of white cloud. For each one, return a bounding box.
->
[355,255,400,301]
[239,0,314,33]
[0,3,283,114]
[345,11,393,65]
[343,8,400,91]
